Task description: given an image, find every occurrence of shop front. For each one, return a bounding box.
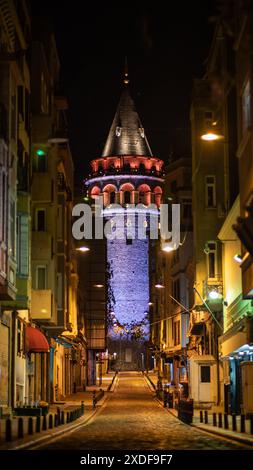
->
[219,316,253,415]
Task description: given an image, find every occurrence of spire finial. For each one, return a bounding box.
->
[123,57,129,85]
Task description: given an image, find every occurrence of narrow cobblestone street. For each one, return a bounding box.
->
[35,372,248,450]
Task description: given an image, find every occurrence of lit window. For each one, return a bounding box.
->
[242,80,251,134]
[205,175,216,208]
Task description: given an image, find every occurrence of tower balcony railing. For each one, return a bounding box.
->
[88,166,165,179]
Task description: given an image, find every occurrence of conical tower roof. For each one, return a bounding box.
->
[102,84,153,158]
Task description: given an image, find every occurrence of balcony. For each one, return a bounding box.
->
[88,166,165,180]
[203,276,223,306]
[31,289,52,320]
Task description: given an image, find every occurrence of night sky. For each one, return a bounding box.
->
[31,1,217,183]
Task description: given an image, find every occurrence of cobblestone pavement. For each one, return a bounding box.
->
[37,372,248,450]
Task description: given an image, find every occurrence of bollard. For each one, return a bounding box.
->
[250,416,253,434]
[61,411,65,425]
[224,413,228,430]
[18,417,24,439]
[42,415,47,431]
[36,416,41,433]
[28,417,33,435]
[200,410,203,423]
[240,414,245,433]
[232,413,237,431]
[57,407,61,422]
[54,414,58,427]
[204,410,208,424]
[218,413,222,428]
[5,419,12,442]
[213,413,217,427]
[81,401,84,415]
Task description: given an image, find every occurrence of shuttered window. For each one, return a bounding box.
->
[17,214,29,276]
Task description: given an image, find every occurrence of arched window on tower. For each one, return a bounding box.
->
[138,184,151,206]
[110,191,116,204]
[154,186,163,207]
[103,184,117,207]
[119,183,134,205]
[124,191,131,204]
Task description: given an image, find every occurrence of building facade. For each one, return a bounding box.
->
[30,18,86,403]
[150,156,193,396]
[189,19,238,406]
[0,0,32,412]
[219,0,253,416]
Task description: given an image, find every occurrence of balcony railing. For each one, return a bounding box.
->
[89,166,165,179]
[202,276,223,301]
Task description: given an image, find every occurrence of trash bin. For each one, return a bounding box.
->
[178,399,194,424]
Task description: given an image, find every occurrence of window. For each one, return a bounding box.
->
[124,191,131,204]
[242,80,251,134]
[205,176,216,208]
[206,242,217,279]
[109,191,116,204]
[36,209,46,231]
[200,365,210,383]
[36,266,47,289]
[173,320,180,346]
[17,214,29,276]
[139,192,145,204]
[172,279,180,302]
[17,319,23,354]
[9,200,15,258]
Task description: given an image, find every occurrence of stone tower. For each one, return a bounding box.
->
[86,69,164,370]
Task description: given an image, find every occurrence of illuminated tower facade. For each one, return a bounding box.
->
[86,70,164,369]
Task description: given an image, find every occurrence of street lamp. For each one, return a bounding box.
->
[200,122,224,141]
[76,246,90,253]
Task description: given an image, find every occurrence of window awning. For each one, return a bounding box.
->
[26,326,50,353]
